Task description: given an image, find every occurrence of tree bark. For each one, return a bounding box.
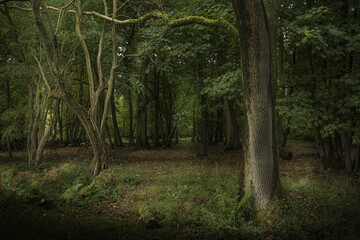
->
[224,96,240,150]
[128,91,134,146]
[191,109,196,143]
[198,94,208,156]
[343,129,353,172]
[153,69,161,147]
[134,63,150,150]
[111,89,124,147]
[232,0,276,210]
[34,99,59,166]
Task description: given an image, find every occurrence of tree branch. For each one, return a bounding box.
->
[8,6,239,41]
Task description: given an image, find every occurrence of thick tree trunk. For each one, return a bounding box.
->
[232,0,276,210]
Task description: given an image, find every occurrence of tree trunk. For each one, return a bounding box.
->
[134,63,150,150]
[34,100,59,167]
[198,94,208,156]
[111,90,123,147]
[128,91,134,146]
[281,127,290,147]
[105,122,113,148]
[214,107,223,145]
[354,145,359,172]
[153,70,161,147]
[343,129,353,172]
[232,0,276,210]
[191,109,196,143]
[224,96,240,150]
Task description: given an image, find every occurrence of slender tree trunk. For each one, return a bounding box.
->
[191,109,196,143]
[34,99,59,166]
[128,91,134,146]
[343,129,353,172]
[105,122,113,148]
[198,94,208,156]
[134,63,150,150]
[153,70,161,147]
[111,90,123,147]
[58,102,63,144]
[214,107,223,145]
[354,145,359,172]
[5,78,12,158]
[224,96,240,150]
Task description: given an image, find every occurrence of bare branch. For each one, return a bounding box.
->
[60,43,78,75]
[55,0,74,35]
[34,56,51,92]
[34,56,61,99]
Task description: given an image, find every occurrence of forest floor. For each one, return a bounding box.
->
[0,140,360,239]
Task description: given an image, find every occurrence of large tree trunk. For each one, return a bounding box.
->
[232,0,277,210]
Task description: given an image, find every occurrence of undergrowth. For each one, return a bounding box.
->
[0,159,359,239]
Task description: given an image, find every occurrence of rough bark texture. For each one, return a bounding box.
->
[232,0,276,210]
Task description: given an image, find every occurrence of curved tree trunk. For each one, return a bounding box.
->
[34,99,59,166]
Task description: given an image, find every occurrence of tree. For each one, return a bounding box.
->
[9,0,279,210]
[232,0,278,209]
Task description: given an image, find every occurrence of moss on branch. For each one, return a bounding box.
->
[9,6,239,41]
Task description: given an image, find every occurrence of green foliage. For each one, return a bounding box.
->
[0,163,142,207]
[202,70,242,100]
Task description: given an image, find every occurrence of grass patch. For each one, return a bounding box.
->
[1,146,360,239]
